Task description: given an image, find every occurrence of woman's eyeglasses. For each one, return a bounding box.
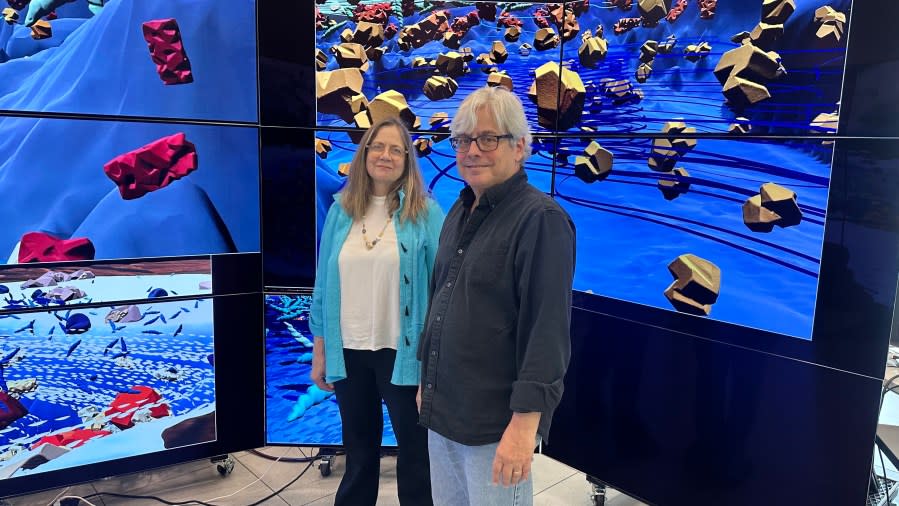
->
[367,143,407,158]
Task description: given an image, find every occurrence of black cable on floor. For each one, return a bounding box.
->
[80,491,216,506]
[249,448,316,463]
[77,460,312,506]
[246,460,315,506]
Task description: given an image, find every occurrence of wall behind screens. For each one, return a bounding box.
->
[261,1,899,504]
[0,0,263,498]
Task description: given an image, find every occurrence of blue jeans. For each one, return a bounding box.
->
[428,430,534,506]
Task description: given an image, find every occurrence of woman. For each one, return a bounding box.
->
[309,117,444,506]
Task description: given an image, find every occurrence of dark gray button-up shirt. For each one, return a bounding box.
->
[418,170,576,445]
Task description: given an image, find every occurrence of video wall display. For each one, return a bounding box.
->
[0,116,260,266]
[314,0,850,135]
[0,297,216,481]
[264,294,396,446]
[0,258,212,313]
[556,135,832,340]
[0,0,257,121]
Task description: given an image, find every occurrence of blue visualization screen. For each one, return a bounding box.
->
[315,1,849,135]
[0,297,216,481]
[556,136,832,340]
[0,0,257,121]
[265,294,397,447]
[0,117,260,266]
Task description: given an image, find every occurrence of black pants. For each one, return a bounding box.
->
[333,348,432,506]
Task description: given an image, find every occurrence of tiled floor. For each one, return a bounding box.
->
[3,447,648,505]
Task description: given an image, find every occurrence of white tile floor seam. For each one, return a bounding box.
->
[3,447,646,505]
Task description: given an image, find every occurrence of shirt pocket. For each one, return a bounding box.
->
[468,245,509,286]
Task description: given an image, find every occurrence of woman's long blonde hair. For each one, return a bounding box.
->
[340,117,429,223]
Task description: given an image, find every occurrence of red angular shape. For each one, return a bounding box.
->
[353,2,392,25]
[142,18,193,85]
[315,6,326,30]
[699,0,717,19]
[32,428,111,450]
[105,385,168,430]
[0,391,27,429]
[497,11,523,28]
[614,17,641,35]
[450,14,471,37]
[109,411,135,430]
[45,10,56,20]
[534,8,550,28]
[385,22,397,39]
[103,132,198,200]
[667,0,688,22]
[149,404,170,418]
[18,232,95,263]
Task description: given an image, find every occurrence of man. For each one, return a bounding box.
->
[417,86,576,505]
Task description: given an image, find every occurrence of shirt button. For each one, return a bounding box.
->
[446,282,452,288]
[430,350,437,357]
[427,383,433,389]
[457,249,463,254]
[436,316,441,321]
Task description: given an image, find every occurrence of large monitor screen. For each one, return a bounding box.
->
[0,117,260,266]
[314,0,850,135]
[264,294,396,447]
[555,135,833,340]
[0,296,216,480]
[0,0,257,121]
[0,258,212,311]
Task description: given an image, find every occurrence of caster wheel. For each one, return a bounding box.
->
[214,456,235,476]
[319,460,332,477]
[589,483,606,506]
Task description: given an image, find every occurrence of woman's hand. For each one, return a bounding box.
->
[310,336,334,392]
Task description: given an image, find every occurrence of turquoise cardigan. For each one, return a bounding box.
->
[309,191,445,386]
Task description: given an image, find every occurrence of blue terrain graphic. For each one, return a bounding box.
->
[315,130,830,340]
[0,0,257,121]
[316,1,850,135]
[265,295,396,447]
[313,0,851,340]
[0,118,260,265]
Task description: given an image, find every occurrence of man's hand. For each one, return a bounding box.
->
[492,412,541,487]
[416,384,422,413]
[310,336,334,392]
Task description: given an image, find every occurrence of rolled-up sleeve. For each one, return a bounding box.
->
[509,208,576,415]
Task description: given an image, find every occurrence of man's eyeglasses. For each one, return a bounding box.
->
[367,142,407,158]
[449,134,514,153]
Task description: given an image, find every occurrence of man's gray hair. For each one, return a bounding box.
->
[450,86,533,164]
